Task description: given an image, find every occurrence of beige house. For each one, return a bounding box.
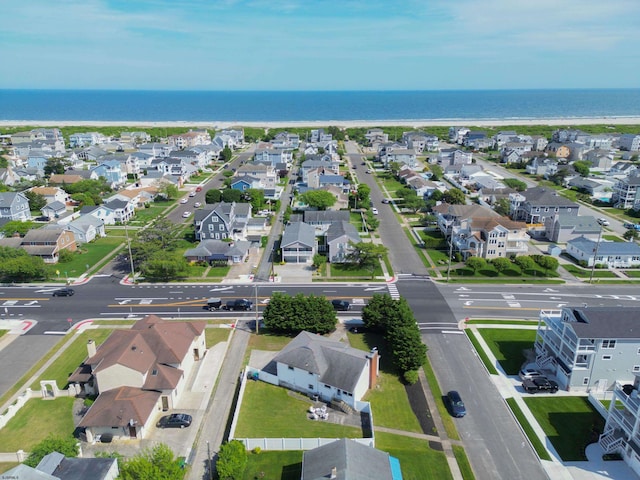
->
[70,315,206,442]
[454,216,529,259]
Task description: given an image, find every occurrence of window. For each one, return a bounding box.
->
[602,340,616,349]
[602,355,612,360]
[324,384,331,389]
[634,366,640,373]
[583,377,589,385]
[308,371,313,375]
[288,366,294,371]
[308,384,314,390]
[219,224,225,231]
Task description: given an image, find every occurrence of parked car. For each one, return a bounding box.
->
[522,377,559,394]
[157,413,192,428]
[180,198,188,204]
[446,390,466,417]
[597,218,609,226]
[371,208,379,215]
[223,299,253,311]
[194,202,201,208]
[331,299,351,311]
[381,198,390,204]
[195,186,203,192]
[519,368,545,381]
[189,191,196,197]
[52,287,74,297]
[366,169,371,174]
[182,211,192,218]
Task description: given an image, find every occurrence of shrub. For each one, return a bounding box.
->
[403,370,419,385]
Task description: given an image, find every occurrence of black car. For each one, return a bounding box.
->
[331,299,351,311]
[447,390,467,417]
[157,413,192,428]
[224,299,253,311]
[52,288,75,297]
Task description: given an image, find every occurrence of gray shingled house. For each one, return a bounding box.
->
[281,221,317,263]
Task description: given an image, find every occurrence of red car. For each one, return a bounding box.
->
[195,186,203,192]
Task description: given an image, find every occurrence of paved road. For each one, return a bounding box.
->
[397,278,549,480]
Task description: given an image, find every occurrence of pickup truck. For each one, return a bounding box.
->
[522,377,559,394]
[223,299,253,311]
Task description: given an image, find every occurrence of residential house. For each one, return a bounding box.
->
[301,438,402,480]
[103,199,135,223]
[29,186,69,205]
[281,221,316,263]
[492,130,518,147]
[166,149,208,169]
[324,221,360,263]
[106,187,157,210]
[265,331,379,410]
[0,192,31,221]
[310,129,332,143]
[509,187,580,224]
[432,203,499,237]
[183,239,251,265]
[365,128,388,146]
[236,163,277,189]
[273,131,300,149]
[438,148,472,166]
[544,215,601,243]
[476,186,516,205]
[79,205,117,225]
[49,171,93,185]
[451,216,529,259]
[525,157,559,177]
[567,236,640,268]
[464,131,493,150]
[531,135,549,152]
[402,131,439,153]
[91,160,127,188]
[253,148,293,167]
[120,131,151,144]
[553,129,591,144]
[0,167,20,186]
[68,132,107,148]
[534,306,640,392]
[584,149,614,171]
[599,374,640,474]
[613,174,640,209]
[300,158,339,183]
[138,142,172,158]
[231,175,262,192]
[619,134,640,152]
[218,128,245,146]
[66,215,106,244]
[18,226,77,263]
[318,185,349,210]
[448,126,469,144]
[167,129,211,149]
[545,142,571,159]
[303,210,350,234]
[610,162,639,178]
[382,148,417,169]
[213,132,240,150]
[194,202,251,241]
[70,315,206,442]
[3,452,119,480]
[10,130,47,144]
[41,201,67,220]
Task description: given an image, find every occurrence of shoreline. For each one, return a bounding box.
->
[1,117,640,129]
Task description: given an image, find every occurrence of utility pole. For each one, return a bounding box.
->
[589,225,604,284]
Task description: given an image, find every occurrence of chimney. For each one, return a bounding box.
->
[87,339,96,358]
[367,347,380,389]
[330,466,337,479]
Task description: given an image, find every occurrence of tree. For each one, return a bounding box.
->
[44,158,66,177]
[388,161,401,176]
[25,435,78,467]
[139,254,189,281]
[533,255,559,273]
[492,257,512,273]
[502,178,527,192]
[514,255,535,272]
[216,440,247,480]
[263,293,336,334]
[419,213,437,226]
[442,188,466,205]
[572,160,591,177]
[300,190,336,210]
[220,145,233,162]
[346,242,387,277]
[205,189,222,204]
[403,195,425,213]
[221,188,243,203]
[362,293,400,332]
[494,197,511,216]
[156,181,179,200]
[356,183,371,207]
[119,443,183,480]
[70,192,95,207]
[0,220,36,237]
[312,253,327,269]
[624,229,639,241]
[0,247,48,282]
[24,191,47,211]
[136,218,179,251]
[465,257,486,273]
[429,164,443,181]
[244,188,265,211]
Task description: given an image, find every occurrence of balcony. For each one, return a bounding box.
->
[614,382,640,416]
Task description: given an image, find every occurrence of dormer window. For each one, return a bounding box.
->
[152,369,158,376]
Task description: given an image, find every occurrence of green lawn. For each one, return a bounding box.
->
[128,205,169,225]
[329,263,383,278]
[465,331,498,375]
[234,381,363,438]
[243,450,302,480]
[524,396,606,461]
[0,463,19,474]
[427,248,450,264]
[0,330,6,338]
[46,236,123,278]
[376,432,453,480]
[465,320,540,326]
[206,265,231,278]
[422,357,459,440]
[31,329,114,390]
[562,264,618,278]
[505,398,552,461]
[205,328,230,348]
[624,270,640,278]
[452,445,475,480]
[0,398,75,451]
[476,329,537,375]
[248,332,295,352]
[603,235,624,242]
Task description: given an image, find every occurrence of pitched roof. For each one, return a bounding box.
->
[568,236,640,255]
[304,210,350,224]
[79,386,161,427]
[432,203,498,219]
[37,452,117,480]
[273,331,369,393]
[522,187,579,207]
[565,307,640,339]
[470,216,527,231]
[281,222,316,248]
[327,221,360,244]
[302,438,394,480]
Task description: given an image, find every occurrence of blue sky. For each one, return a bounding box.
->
[1,0,639,90]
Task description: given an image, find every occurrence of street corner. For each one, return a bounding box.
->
[71,275,91,286]
[120,275,135,286]
[17,319,37,335]
[385,275,397,283]
[71,319,95,332]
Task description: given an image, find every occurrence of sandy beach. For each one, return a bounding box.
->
[1,117,640,129]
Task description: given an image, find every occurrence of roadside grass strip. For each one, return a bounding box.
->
[452,445,476,480]
[464,330,499,375]
[476,328,537,375]
[422,358,460,441]
[505,398,552,461]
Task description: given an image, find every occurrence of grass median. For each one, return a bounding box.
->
[505,398,552,461]
[464,330,498,375]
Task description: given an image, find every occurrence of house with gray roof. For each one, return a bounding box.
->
[535,307,640,392]
[566,236,640,268]
[325,221,360,263]
[183,239,251,264]
[41,200,67,220]
[302,438,402,480]
[509,187,579,224]
[194,202,251,241]
[3,451,119,480]
[66,215,106,244]
[267,331,380,409]
[0,192,30,221]
[281,222,316,263]
[613,174,640,209]
[303,210,350,234]
[544,214,600,243]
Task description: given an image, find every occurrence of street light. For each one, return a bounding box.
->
[124,223,136,283]
[255,283,259,334]
[589,224,604,284]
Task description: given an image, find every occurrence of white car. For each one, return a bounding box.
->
[182,211,191,218]
[519,368,545,381]
[597,218,609,226]
[189,191,196,197]
[371,207,379,215]
[194,202,201,208]
[180,198,188,204]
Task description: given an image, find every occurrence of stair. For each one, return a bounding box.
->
[331,399,355,415]
[536,350,554,369]
[599,428,624,453]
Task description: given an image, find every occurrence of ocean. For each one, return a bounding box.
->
[1,89,640,123]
